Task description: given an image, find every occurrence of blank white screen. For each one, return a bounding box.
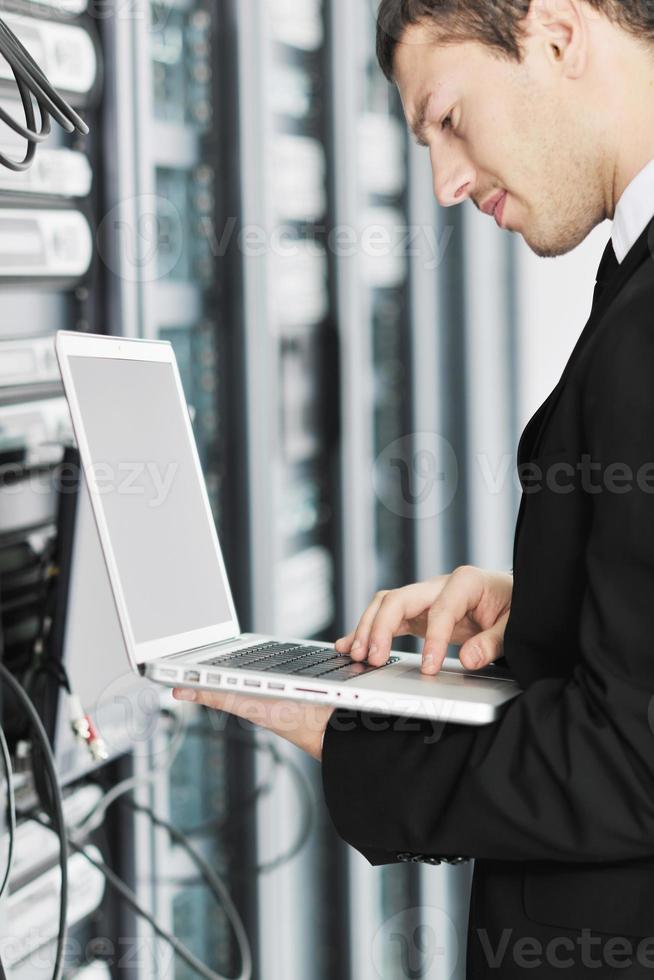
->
[68,354,234,645]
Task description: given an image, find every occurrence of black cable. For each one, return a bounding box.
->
[182,721,315,875]
[0,78,49,143]
[121,799,253,979]
[0,20,86,132]
[0,722,15,900]
[72,712,313,884]
[59,828,252,980]
[0,664,68,980]
[181,778,272,839]
[0,580,6,980]
[0,15,88,172]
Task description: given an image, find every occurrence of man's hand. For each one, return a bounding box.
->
[335,565,513,675]
[172,687,334,761]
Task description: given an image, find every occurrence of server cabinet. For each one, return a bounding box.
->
[101,3,260,977]
[329,3,430,977]
[233,3,350,979]
[0,0,100,684]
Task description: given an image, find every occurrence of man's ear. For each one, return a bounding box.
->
[525,0,590,78]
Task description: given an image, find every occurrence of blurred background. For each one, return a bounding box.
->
[0,0,612,978]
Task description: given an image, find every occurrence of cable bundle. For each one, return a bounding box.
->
[0,15,89,172]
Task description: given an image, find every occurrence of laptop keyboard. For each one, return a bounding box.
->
[203,641,400,681]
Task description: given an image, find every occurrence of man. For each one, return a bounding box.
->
[174,0,654,974]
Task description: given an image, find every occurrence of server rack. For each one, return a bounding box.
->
[329,2,434,977]
[234,3,351,979]
[0,4,154,966]
[0,2,526,977]
[103,3,260,976]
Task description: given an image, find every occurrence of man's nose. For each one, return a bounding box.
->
[431,150,475,207]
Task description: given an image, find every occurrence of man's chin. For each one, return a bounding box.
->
[522,232,577,260]
[522,217,600,259]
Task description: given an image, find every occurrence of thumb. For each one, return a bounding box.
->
[459,612,509,670]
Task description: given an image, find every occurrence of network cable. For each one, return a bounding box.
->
[0,663,68,980]
[56,819,254,980]
[69,707,187,840]
[0,723,15,901]
[0,15,89,171]
[181,721,315,875]
[68,708,256,840]
[124,798,253,980]
[57,707,313,980]
[73,712,314,875]
[0,726,13,980]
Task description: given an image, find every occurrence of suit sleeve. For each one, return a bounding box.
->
[322,299,654,866]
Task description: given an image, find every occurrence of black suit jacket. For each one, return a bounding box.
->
[322,217,654,970]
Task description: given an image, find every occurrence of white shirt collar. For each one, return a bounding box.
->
[612,158,654,264]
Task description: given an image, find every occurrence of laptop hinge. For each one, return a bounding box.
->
[159,636,241,662]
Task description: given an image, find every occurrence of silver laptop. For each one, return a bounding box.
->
[55,331,521,726]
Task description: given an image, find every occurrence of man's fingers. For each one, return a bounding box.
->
[173,687,228,708]
[459,611,510,670]
[365,585,443,665]
[420,567,485,674]
[335,591,390,660]
[420,604,457,674]
[334,630,355,653]
[337,578,451,665]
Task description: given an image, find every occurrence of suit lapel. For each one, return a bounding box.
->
[518,217,654,467]
[511,217,654,568]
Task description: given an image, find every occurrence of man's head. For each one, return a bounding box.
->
[377,0,654,257]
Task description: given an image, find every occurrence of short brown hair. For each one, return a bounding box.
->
[376,0,654,81]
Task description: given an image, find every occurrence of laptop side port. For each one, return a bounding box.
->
[184,670,201,683]
[244,679,261,688]
[267,682,286,691]
[159,669,178,680]
[207,673,222,684]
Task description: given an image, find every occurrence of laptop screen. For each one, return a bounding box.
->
[67,354,235,648]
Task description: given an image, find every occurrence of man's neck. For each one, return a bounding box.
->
[606,70,654,218]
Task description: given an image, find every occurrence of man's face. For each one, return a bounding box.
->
[393,21,606,257]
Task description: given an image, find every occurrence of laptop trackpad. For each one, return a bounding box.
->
[351,660,519,705]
